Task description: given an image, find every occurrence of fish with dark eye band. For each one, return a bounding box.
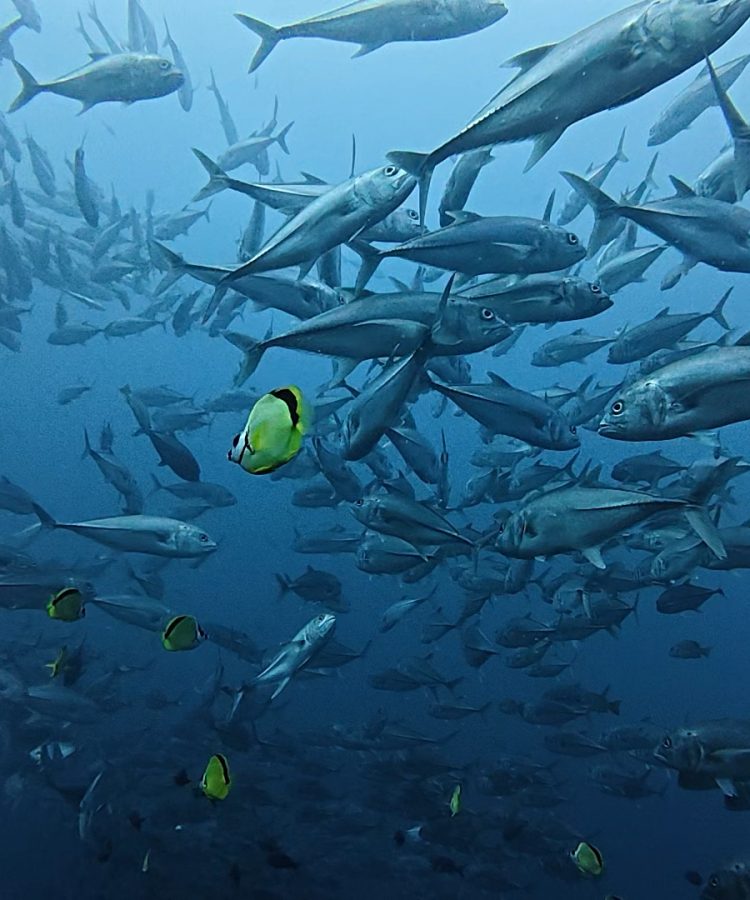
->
[228,385,309,475]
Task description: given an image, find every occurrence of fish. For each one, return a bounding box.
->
[389,0,750,219]
[228,386,309,476]
[449,784,461,817]
[202,753,231,801]
[9,53,184,113]
[250,612,336,699]
[161,615,208,652]
[162,18,193,112]
[46,587,86,622]
[670,640,712,660]
[32,502,217,558]
[570,841,604,877]
[237,0,508,72]
[599,343,750,441]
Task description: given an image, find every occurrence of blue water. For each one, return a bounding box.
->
[1,1,749,897]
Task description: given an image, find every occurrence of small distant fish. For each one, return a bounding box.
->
[670,640,711,660]
[202,753,231,801]
[161,615,207,652]
[570,841,604,877]
[46,587,86,622]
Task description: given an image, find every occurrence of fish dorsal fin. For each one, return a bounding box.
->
[299,171,328,185]
[735,330,750,347]
[487,372,512,388]
[88,51,109,61]
[669,175,696,198]
[443,210,482,226]
[502,43,557,73]
[655,307,670,318]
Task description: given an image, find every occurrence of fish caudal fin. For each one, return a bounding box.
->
[387,150,433,226]
[191,149,231,202]
[31,502,57,529]
[9,61,43,113]
[275,574,291,597]
[561,171,621,259]
[223,331,265,385]
[235,14,282,74]
[711,288,732,330]
[275,122,293,155]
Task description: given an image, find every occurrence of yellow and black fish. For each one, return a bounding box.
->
[570,841,604,877]
[228,386,309,475]
[202,753,231,801]
[161,615,207,652]
[46,587,85,622]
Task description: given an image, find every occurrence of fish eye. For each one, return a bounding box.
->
[159,60,170,70]
[384,166,398,177]
[570,425,577,435]
[710,876,719,887]
[407,210,418,220]
[568,233,579,245]
[199,534,209,543]
[662,737,672,749]
[611,401,624,416]
[481,308,495,321]
[590,283,601,294]
[354,499,364,507]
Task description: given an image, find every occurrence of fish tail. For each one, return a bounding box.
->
[235,14,283,74]
[81,428,93,461]
[387,150,433,226]
[151,240,187,294]
[275,122,293,155]
[608,700,622,716]
[149,473,164,495]
[702,646,712,658]
[191,149,231,202]
[561,171,620,259]
[31,502,57,529]
[275,574,291,597]
[350,239,382,298]
[615,127,628,164]
[9,61,43,113]
[711,287,732,330]
[223,331,265,385]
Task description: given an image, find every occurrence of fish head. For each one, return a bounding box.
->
[701,861,750,899]
[136,54,185,96]
[432,300,511,352]
[444,0,508,26]
[541,224,587,267]
[496,509,540,557]
[305,613,336,644]
[177,523,217,556]
[379,208,424,242]
[598,381,666,439]
[355,166,416,209]
[350,496,379,528]
[566,278,613,315]
[654,727,705,772]
[548,414,580,450]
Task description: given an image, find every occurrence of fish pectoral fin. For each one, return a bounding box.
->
[270,676,291,700]
[525,127,566,173]
[581,546,606,570]
[502,43,557,72]
[351,42,386,59]
[715,777,739,798]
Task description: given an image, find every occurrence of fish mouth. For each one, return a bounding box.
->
[597,421,619,436]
